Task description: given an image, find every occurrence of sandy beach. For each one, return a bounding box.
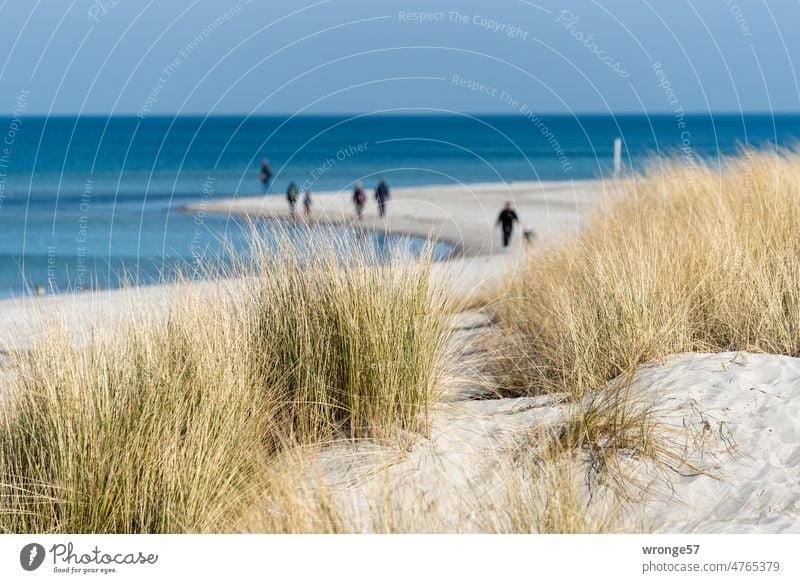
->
[186,179,605,256]
[0,179,602,350]
[2,174,799,534]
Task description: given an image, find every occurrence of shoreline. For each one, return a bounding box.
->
[0,179,606,351]
[181,179,607,259]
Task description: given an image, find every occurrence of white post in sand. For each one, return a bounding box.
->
[613,137,622,177]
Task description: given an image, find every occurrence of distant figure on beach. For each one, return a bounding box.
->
[375,178,390,218]
[260,159,272,193]
[286,181,299,217]
[496,201,519,251]
[353,181,366,219]
[303,190,313,217]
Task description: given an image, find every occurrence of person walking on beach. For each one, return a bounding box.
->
[303,189,313,217]
[353,181,366,219]
[286,181,299,217]
[375,178,390,218]
[260,159,272,193]
[496,201,519,251]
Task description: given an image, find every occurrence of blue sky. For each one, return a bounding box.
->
[1,0,799,115]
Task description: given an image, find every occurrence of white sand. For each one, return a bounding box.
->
[187,179,604,257]
[629,351,800,533]
[312,337,800,533]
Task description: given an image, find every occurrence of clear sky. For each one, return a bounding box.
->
[1,0,799,116]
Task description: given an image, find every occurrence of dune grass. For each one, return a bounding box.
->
[0,235,453,533]
[496,150,800,398]
[247,236,451,443]
[484,150,800,487]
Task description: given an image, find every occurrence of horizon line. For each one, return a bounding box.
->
[4,110,800,118]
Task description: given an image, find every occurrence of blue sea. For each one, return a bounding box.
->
[0,113,797,298]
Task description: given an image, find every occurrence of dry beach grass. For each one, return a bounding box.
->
[485,151,800,520]
[497,151,800,397]
[0,234,453,533]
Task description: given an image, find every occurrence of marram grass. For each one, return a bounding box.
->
[495,150,800,399]
[485,150,800,497]
[0,234,453,533]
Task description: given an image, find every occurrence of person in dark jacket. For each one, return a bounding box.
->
[260,159,272,193]
[496,201,519,250]
[375,178,390,217]
[286,181,299,216]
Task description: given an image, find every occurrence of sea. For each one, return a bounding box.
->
[0,113,797,298]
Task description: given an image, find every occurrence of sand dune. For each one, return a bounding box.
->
[630,352,800,533]
[299,320,800,533]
